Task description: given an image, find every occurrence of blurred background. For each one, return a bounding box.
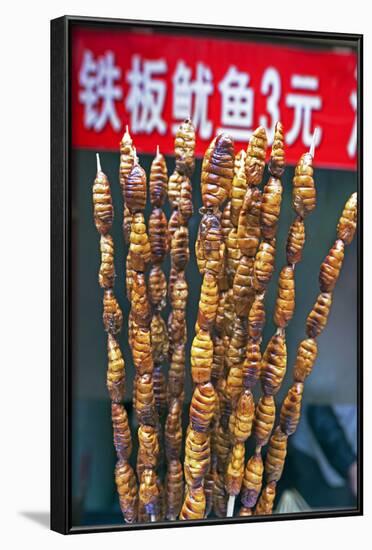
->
[69,22,359,527]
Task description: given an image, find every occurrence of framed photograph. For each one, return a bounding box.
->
[51,15,362,535]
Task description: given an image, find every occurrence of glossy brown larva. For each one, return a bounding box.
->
[225,317,249,401]
[215,290,227,336]
[167,345,186,403]
[242,339,262,389]
[149,208,169,265]
[286,216,306,265]
[319,239,345,292]
[103,289,123,334]
[178,176,194,224]
[165,459,184,520]
[99,234,115,289]
[179,485,206,520]
[184,429,210,487]
[253,238,276,292]
[115,460,138,523]
[225,442,245,496]
[221,200,233,240]
[231,150,248,227]
[280,382,304,436]
[337,192,357,245]
[132,326,153,376]
[165,398,183,461]
[306,292,333,338]
[171,226,190,272]
[223,289,235,338]
[168,209,180,249]
[93,168,114,235]
[261,334,287,396]
[122,205,132,245]
[197,272,219,331]
[170,270,188,315]
[112,403,132,460]
[148,265,167,311]
[292,152,316,218]
[153,364,167,417]
[215,422,231,471]
[253,395,276,446]
[273,265,295,328]
[168,170,183,209]
[229,389,255,443]
[245,126,268,185]
[174,119,196,177]
[150,149,168,207]
[138,425,160,469]
[248,295,266,341]
[241,453,264,508]
[201,133,235,209]
[125,160,147,213]
[232,255,255,317]
[139,469,160,516]
[254,482,276,516]
[191,328,213,384]
[197,212,225,276]
[129,212,151,272]
[226,227,242,284]
[131,271,152,328]
[190,382,217,433]
[211,335,226,386]
[293,338,318,383]
[134,373,157,427]
[237,187,262,257]
[265,427,288,483]
[107,333,125,402]
[126,251,134,301]
[168,312,187,358]
[269,121,285,177]
[119,127,135,196]
[261,177,283,240]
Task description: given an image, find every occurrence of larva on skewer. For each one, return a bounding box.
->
[201,133,235,209]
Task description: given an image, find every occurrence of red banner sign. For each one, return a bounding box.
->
[71,27,357,170]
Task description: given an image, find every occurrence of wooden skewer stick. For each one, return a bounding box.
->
[96,152,102,173]
[227,495,235,518]
[150,514,156,522]
[309,127,320,158]
[156,144,160,156]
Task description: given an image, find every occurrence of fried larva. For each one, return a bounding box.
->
[265,427,288,483]
[107,333,125,402]
[273,266,295,328]
[245,126,268,185]
[337,192,357,245]
[293,338,318,382]
[241,453,264,508]
[319,239,345,292]
[201,133,235,208]
[306,292,333,338]
[93,167,113,235]
[292,152,316,218]
[286,217,306,265]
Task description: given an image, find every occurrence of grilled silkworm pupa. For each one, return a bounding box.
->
[237,187,262,257]
[167,345,186,403]
[215,290,227,336]
[191,328,213,384]
[254,481,276,515]
[229,389,254,443]
[168,170,183,209]
[99,234,115,289]
[171,226,190,272]
[137,425,160,469]
[261,177,283,240]
[131,327,153,375]
[253,395,276,446]
[269,121,285,177]
[93,164,113,235]
[232,255,255,317]
[134,373,157,427]
[115,460,138,523]
[119,126,135,195]
[197,272,219,331]
[261,333,287,396]
[125,160,147,213]
[153,364,167,417]
[280,382,304,436]
[226,227,242,284]
[178,176,193,224]
[293,338,318,382]
[273,265,295,328]
[306,292,333,338]
[241,453,264,508]
[337,192,357,245]
[211,335,225,386]
[179,485,206,520]
[165,459,184,520]
[319,239,345,292]
[107,333,125,402]
[222,200,233,240]
[150,312,168,365]
[149,208,168,265]
[265,427,288,483]
[126,251,134,301]
[131,271,152,328]
[242,339,262,389]
[201,133,235,209]
[286,217,306,265]
[248,295,266,341]
[112,403,132,460]
[190,382,217,433]
[139,469,160,516]
[196,211,225,276]
[103,289,123,334]
[129,212,151,272]
[184,429,210,487]
[226,317,249,401]
[253,238,276,292]
[223,288,235,338]
[150,148,168,207]
[212,470,228,517]
[170,271,188,314]
[165,398,183,461]
[168,312,187,357]
[123,205,132,245]
[245,126,268,185]
[292,152,316,218]
[175,118,196,177]
[215,422,231,471]
[231,150,248,226]
[225,442,245,496]
[148,265,167,310]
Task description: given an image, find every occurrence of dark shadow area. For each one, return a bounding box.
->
[19,511,50,529]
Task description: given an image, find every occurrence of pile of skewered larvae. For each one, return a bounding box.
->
[93,153,136,522]
[256,191,357,515]
[165,120,195,520]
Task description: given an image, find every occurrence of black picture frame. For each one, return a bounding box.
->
[51,15,363,535]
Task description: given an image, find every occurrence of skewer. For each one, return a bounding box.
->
[151,514,156,522]
[227,495,235,517]
[96,152,102,173]
[309,127,319,158]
